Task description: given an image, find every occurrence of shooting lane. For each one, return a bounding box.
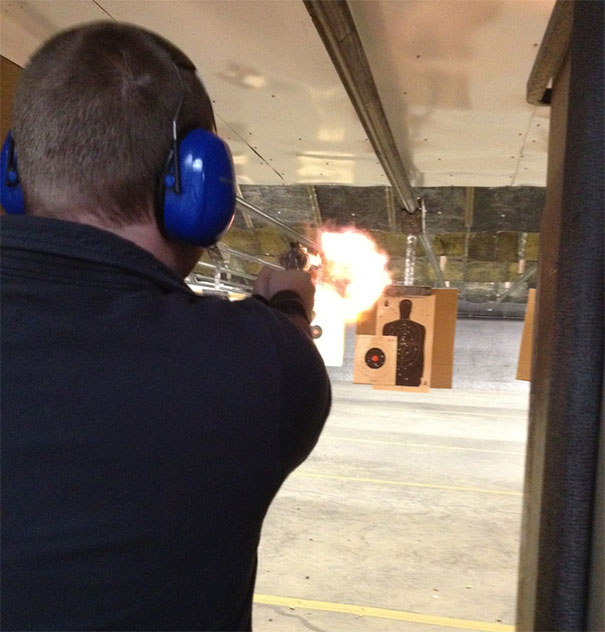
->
[3,2,598,632]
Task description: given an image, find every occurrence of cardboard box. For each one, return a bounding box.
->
[517,288,536,381]
[430,289,459,388]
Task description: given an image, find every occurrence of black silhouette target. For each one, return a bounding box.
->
[382,299,426,386]
[391,323,423,368]
[365,347,386,369]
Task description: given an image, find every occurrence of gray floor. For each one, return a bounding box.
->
[253,382,529,632]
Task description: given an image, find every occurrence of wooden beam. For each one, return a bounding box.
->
[516,46,571,632]
[527,0,573,106]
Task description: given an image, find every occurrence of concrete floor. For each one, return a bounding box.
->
[253,382,529,632]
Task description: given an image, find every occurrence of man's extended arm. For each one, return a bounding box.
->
[251,266,331,473]
[252,267,315,335]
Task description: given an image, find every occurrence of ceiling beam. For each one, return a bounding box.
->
[304,0,445,287]
[303,0,417,214]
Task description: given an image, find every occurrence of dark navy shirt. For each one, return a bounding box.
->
[1,215,331,631]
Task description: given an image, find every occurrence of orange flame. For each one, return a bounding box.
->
[315,228,391,322]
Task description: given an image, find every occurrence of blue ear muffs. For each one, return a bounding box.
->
[160,128,236,247]
[1,133,26,214]
[1,128,237,246]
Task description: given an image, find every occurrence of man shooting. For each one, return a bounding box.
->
[1,22,331,631]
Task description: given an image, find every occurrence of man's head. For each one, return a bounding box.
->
[13,21,214,230]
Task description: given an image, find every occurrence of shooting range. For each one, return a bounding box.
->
[2,1,602,631]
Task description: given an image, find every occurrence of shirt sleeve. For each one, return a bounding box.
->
[252,291,311,338]
[251,294,331,474]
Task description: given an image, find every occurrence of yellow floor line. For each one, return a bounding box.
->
[434,410,525,419]
[291,471,522,496]
[321,435,525,456]
[254,594,515,631]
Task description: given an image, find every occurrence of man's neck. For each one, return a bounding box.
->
[81,217,202,278]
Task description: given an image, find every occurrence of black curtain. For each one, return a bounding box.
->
[535,1,604,630]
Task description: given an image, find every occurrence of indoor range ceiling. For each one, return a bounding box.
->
[0,0,556,313]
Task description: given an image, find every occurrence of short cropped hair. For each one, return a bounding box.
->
[13,22,215,227]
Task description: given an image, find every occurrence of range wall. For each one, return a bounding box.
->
[327,318,529,392]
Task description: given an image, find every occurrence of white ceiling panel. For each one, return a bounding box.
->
[348,0,555,187]
[1,0,387,186]
[0,0,108,66]
[100,0,389,186]
[0,0,554,188]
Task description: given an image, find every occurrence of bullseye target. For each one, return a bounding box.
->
[311,325,323,339]
[365,347,386,369]
[353,335,397,385]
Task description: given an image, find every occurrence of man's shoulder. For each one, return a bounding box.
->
[161,293,282,337]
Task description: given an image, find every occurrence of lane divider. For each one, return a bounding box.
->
[320,435,525,456]
[291,471,523,496]
[253,593,515,631]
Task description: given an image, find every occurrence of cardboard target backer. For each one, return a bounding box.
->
[355,286,455,390]
[353,335,397,385]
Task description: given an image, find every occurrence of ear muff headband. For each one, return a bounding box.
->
[160,128,236,247]
[0,133,26,215]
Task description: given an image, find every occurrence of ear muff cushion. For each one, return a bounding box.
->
[1,133,26,215]
[163,129,236,247]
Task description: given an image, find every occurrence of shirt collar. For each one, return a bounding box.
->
[1,214,193,295]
